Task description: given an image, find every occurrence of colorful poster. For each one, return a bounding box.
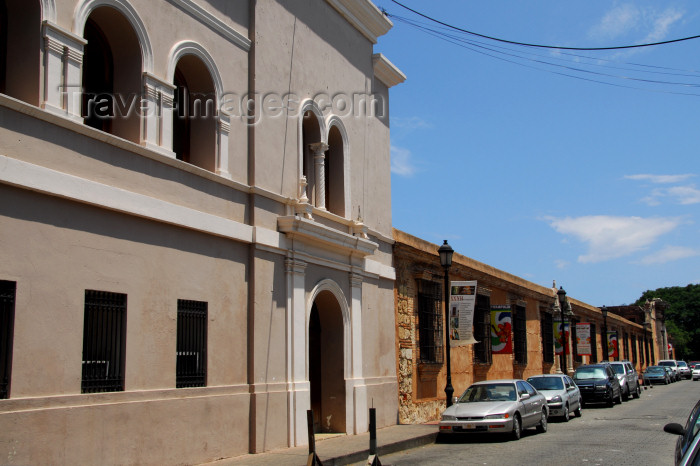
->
[607,331,619,359]
[553,317,570,355]
[449,281,478,346]
[576,323,591,356]
[491,305,512,354]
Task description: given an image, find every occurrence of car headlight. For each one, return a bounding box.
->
[441,415,457,421]
[549,395,562,403]
[595,384,608,390]
[484,413,509,420]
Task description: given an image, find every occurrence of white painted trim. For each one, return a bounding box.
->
[325,0,392,44]
[73,0,154,73]
[364,258,395,280]
[41,0,57,22]
[326,115,351,219]
[0,155,253,244]
[372,53,406,88]
[166,40,225,98]
[307,278,352,378]
[169,0,251,51]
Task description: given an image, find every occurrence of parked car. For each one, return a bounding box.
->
[439,379,549,440]
[663,398,700,465]
[678,361,692,380]
[527,374,582,421]
[663,366,677,382]
[659,359,682,382]
[688,361,700,370]
[692,365,700,382]
[644,365,671,385]
[573,363,622,407]
[606,360,641,399]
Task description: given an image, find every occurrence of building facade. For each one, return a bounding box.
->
[393,230,658,424]
[0,0,404,464]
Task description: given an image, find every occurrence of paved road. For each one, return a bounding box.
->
[366,379,700,465]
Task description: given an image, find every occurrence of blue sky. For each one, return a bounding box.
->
[376,1,700,306]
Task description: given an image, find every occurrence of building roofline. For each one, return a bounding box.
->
[325,0,392,44]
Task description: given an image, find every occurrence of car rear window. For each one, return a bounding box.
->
[574,367,606,379]
[527,377,564,391]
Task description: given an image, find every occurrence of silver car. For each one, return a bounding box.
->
[527,374,582,421]
[439,379,549,440]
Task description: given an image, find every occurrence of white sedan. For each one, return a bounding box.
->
[439,379,549,440]
[527,374,582,421]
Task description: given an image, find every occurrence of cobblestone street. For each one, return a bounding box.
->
[369,380,699,465]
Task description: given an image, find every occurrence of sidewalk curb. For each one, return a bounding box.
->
[321,431,438,465]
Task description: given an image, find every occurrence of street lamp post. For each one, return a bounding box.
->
[601,306,609,361]
[557,287,573,375]
[438,240,454,407]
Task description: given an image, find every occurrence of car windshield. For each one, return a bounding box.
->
[659,361,674,367]
[527,377,564,390]
[678,362,688,368]
[574,367,606,380]
[611,365,625,375]
[646,367,664,373]
[458,383,516,403]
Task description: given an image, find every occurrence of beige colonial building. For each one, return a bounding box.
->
[393,230,659,424]
[0,0,405,464]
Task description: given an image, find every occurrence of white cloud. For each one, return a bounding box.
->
[667,185,700,205]
[624,173,696,184]
[590,4,640,40]
[555,259,569,270]
[643,8,684,43]
[547,215,681,263]
[637,246,700,265]
[391,145,416,176]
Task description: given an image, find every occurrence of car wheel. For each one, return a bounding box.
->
[607,389,615,407]
[536,408,548,433]
[633,385,641,399]
[562,404,570,422]
[664,378,669,385]
[511,414,522,441]
[623,387,630,401]
[574,403,582,417]
[615,389,623,405]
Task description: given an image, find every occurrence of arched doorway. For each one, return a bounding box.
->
[309,290,346,433]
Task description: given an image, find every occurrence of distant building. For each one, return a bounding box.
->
[0,0,404,463]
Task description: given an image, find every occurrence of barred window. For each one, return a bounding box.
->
[571,318,582,363]
[176,299,207,388]
[82,290,126,393]
[473,294,492,364]
[0,280,16,399]
[417,280,443,364]
[513,305,527,365]
[541,311,554,364]
[590,323,598,363]
[631,334,638,364]
[623,333,629,361]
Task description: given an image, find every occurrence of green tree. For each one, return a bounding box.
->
[635,284,700,361]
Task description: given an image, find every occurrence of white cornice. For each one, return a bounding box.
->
[372,53,406,88]
[169,0,251,51]
[278,216,378,257]
[325,0,392,44]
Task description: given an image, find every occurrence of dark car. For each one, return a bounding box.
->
[573,363,622,407]
[644,366,671,385]
[664,398,700,465]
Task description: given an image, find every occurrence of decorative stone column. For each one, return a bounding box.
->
[143,72,176,157]
[309,142,328,210]
[42,22,86,122]
[285,258,309,446]
[348,272,368,434]
[216,113,231,178]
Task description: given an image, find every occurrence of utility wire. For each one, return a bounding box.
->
[387,0,700,51]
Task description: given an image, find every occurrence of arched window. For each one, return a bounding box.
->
[326,124,346,217]
[0,0,41,104]
[172,55,216,171]
[80,6,142,143]
[302,109,323,207]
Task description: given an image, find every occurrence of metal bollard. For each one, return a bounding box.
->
[307,410,323,466]
[367,408,381,466]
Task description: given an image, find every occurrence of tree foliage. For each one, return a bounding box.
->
[635,284,700,361]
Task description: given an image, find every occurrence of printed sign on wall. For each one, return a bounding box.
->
[576,323,592,356]
[607,331,619,359]
[554,317,570,355]
[449,281,478,346]
[491,305,512,354]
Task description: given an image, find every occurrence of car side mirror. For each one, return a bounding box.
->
[453,396,459,404]
[663,423,686,436]
[520,393,530,400]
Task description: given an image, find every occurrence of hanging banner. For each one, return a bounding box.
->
[448,281,478,346]
[607,331,619,359]
[576,323,592,356]
[491,305,512,354]
[553,317,570,355]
